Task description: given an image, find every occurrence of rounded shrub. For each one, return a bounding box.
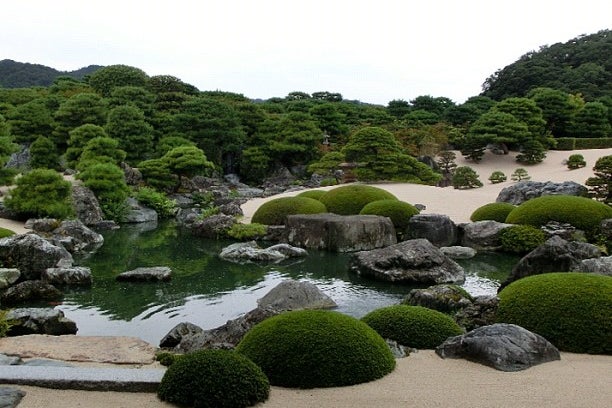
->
[499,224,546,253]
[488,170,507,184]
[359,199,420,231]
[361,305,463,349]
[296,189,327,201]
[251,196,327,225]
[157,349,270,408]
[567,154,586,170]
[470,202,516,222]
[497,273,612,354]
[505,195,612,238]
[318,185,397,215]
[236,310,396,388]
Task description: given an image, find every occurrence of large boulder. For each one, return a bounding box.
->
[496,180,588,205]
[348,239,465,284]
[116,267,172,282]
[257,280,337,311]
[0,281,63,305]
[0,234,73,280]
[572,256,612,276]
[460,221,512,251]
[500,236,601,289]
[5,308,77,336]
[440,246,476,260]
[124,197,158,223]
[219,241,307,263]
[42,267,93,286]
[188,214,236,238]
[435,323,560,371]
[405,214,458,247]
[159,322,204,348]
[71,185,104,226]
[33,219,104,254]
[283,214,396,252]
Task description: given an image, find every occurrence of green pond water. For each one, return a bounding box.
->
[56,221,519,345]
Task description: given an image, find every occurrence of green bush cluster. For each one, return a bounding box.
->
[227,223,268,240]
[567,154,587,170]
[553,138,576,150]
[361,305,463,349]
[0,310,13,337]
[158,349,270,407]
[488,171,507,184]
[470,202,516,222]
[554,137,612,150]
[359,199,420,231]
[499,225,546,253]
[452,166,483,189]
[505,195,612,238]
[134,187,177,218]
[497,273,612,354]
[296,190,327,201]
[318,185,397,215]
[236,310,396,388]
[251,196,327,225]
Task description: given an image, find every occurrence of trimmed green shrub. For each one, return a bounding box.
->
[0,310,14,337]
[574,137,612,149]
[505,195,612,238]
[296,190,327,201]
[77,162,130,221]
[499,225,546,253]
[320,177,338,187]
[236,310,395,388]
[134,187,176,218]
[227,223,268,240]
[318,185,397,215]
[470,202,516,222]
[0,227,15,238]
[511,168,530,181]
[251,196,327,225]
[452,166,482,189]
[361,305,463,349]
[497,273,612,354]
[567,154,586,170]
[359,199,420,231]
[553,138,576,150]
[155,351,177,367]
[158,349,270,408]
[488,170,507,184]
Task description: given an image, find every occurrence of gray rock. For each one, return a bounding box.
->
[124,198,158,223]
[121,162,143,187]
[6,144,30,170]
[218,202,243,217]
[24,218,60,232]
[403,284,473,313]
[540,221,585,241]
[572,256,612,276]
[440,246,477,259]
[42,267,92,286]
[0,281,63,306]
[5,308,77,336]
[257,280,337,311]
[501,236,601,290]
[453,296,500,331]
[435,323,560,371]
[284,214,397,252]
[189,214,236,238]
[0,355,22,366]
[385,339,409,359]
[348,239,465,284]
[405,214,458,247]
[220,242,307,263]
[0,234,73,280]
[0,386,25,408]
[71,185,104,226]
[43,219,104,253]
[159,322,204,348]
[460,221,512,251]
[0,269,20,290]
[600,218,612,241]
[496,181,588,205]
[21,359,74,367]
[116,266,172,282]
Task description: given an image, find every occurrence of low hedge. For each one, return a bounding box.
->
[251,196,327,225]
[554,137,612,150]
[359,199,420,231]
[470,202,516,222]
[361,305,463,349]
[236,310,395,388]
[499,225,546,254]
[318,185,398,215]
[497,273,612,354]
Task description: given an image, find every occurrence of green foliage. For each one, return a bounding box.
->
[134,187,176,218]
[464,111,531,158]
[155,135,195,156]
[572,101,611,138]
[359,199,420,232]
[516,139,547,164]
[511,168,531,181]
[320,178,338,187]
[77,163,130,221]
[76,137,127,171]
[88,64,148,97]
[586,155,612,204]
[572,137,612,149]
[162,145,216,185]
[0,310,14,337]
[307,151,345,176]
[0,227,15,238]
[488,170,507,183]
[296,190,327,201]
[6,98,55,144]
[53,93,108,148]
[137,158,176,192]
[29,136,60,170]
[236,310,395,388]
[499,225,546,254]
[4,169,73,219]
[105,105,154,163]
[251,197,327,225]
[65,124,108,168]
[554,138,576,150]
[505,195,612,238]
[361,305,463,349]
[226,223,268,241]
[158,349,270,408]
[319,185,398,215]
[436,150,457,176]
[452,166,483,189]
[567,154,586,170]
[155,351,177,367]
[470,202,516,222]
[497,273,612,354]
[199,206,220,219]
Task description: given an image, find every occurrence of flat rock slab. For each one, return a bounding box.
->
[0,335,157,364]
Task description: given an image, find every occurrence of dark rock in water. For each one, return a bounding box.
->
[159,322,204,348]
[0,234,73,280]
[219,241,307,263]
[0,269,20,289]
[403,284,473,313]
[71,185,104,226]
[496,181,587,205]
[0,281,63,305]
[284,213,396,252]
[257,280,337,311]
[571,256,612,276]
[6,308,77,336]
[500,236,601,290]
[116,267,172,282]
[460,221,512,251]
[0,386,25,408]
[189,214,236,238]
[435,323,560,371]
[453,296,499,331]
[348,239,465,284]
[124,197,158,223]
[405,214,457,247]
[42,267,92,286]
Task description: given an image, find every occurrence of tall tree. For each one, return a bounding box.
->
[528,87,576,138]
[105,105,154,163]
[6,98,55,144]
[88,64,148,97]
[572,102,611,138]
[267,112,323,168]
[53,93,108,149]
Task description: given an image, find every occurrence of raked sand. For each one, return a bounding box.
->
[5,148,612,407]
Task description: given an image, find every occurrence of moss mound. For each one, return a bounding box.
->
[296,190,327,201]
[251,196,327,225]
[497,273,612,354]
[470,202,516,222]
[499,224,546,254]
[157,349,270,407]
[361,305,463,349]
[318,185,397,215]
[0,227,15,239]
[505,195,612,237]
[236,310,396,388]
[359,199,420,231]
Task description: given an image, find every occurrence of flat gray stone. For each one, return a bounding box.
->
[0,386,25,408]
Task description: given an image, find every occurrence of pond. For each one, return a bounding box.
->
[56,222,519,345]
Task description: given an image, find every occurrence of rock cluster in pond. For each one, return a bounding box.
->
[0,234,73,280]
[0,280,63,305]
[496,180,588,205]
[436,323,561,372]
[5,308,77,336]
[116,266,172,282]
[404,214,458,247]
[220,241,307,263]
[27,218,104,253]
[348,239,465,284]
[460,220,512,251]
[42,267,92,286]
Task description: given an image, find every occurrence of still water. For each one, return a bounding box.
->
[57,222,518,345]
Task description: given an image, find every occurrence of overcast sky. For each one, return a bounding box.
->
[2,0,610,105]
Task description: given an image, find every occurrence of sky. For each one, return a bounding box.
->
[2,0,610,105]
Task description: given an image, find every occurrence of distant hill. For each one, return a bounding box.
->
[0,59,103,88]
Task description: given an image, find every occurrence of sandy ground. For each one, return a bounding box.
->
[3,148,612,407]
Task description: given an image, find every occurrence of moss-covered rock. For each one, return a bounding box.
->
[499,224,546,254]
[319,185,397,215]
[235,310,395,388]
[359,199,420,232]
[157,349,270,408]
[251,196,327,225]
[470,202,516,223]
[362,305,463,349]
[497,273,612,354]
